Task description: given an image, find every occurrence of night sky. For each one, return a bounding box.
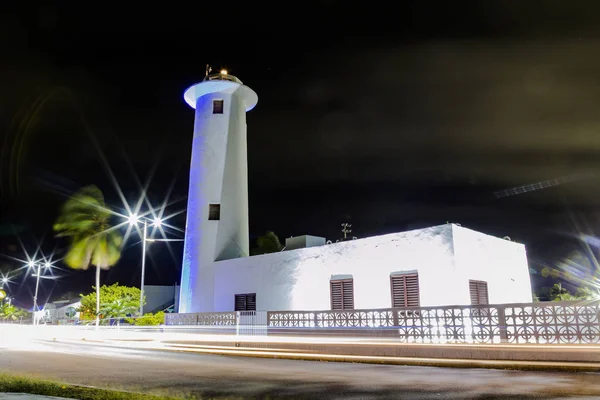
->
[2,1,600,306]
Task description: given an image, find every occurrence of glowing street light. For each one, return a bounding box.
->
[127,213,140,225]
[126,212,182,316]
[1,278,7,284]
[27,259,53,325]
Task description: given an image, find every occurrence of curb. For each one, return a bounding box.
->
[52,338,600,372]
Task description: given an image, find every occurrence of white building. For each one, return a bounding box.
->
[212,224,531,311]
[41,300,81,324]
[179,72,532,313]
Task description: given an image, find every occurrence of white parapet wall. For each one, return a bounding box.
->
[451,224,533,304]
[211,223,533,312]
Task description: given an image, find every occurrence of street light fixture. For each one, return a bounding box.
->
[127,212,183,316]
[127,213,140,225]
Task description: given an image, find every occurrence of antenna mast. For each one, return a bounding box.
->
[341,222,352,240]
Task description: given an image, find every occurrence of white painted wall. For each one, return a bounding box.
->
[144,285,178,313]
[211,224,533,311]
[215,224,461,311]
[451,225,533,304]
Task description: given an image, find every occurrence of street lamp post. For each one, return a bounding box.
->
[32,263,41,324]
[128,214,183,316]
[28,260,52,325]
[140,220,147,316]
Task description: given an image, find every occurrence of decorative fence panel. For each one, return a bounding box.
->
[165,312,198,325]
[166,301,600,345]
[504,302,600,344]
[197,312,236,326]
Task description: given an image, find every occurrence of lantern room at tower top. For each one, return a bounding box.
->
[183,72,258,111]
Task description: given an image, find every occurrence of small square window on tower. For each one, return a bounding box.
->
[208,204,220,220]
[213,99,224,114]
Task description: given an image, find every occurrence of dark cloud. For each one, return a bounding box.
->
[3,1,600,301]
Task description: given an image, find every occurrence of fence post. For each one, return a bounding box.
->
[497,306,508,343]
[313,312,319,328]
[392,308,399,327]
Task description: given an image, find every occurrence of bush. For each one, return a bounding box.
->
[128,311,165,326]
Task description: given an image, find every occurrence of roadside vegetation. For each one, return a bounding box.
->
[0,374,185,399]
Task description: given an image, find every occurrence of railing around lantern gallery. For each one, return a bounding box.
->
[165,300,600,345]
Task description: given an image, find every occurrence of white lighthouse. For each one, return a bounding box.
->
[179,69,258,313]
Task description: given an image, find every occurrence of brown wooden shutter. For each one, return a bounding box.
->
[405,274,420,307]
[469,280,489,305]
[391,273,420,307]
[330,279,354,310]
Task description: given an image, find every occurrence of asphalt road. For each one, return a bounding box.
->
[1,340,600,399]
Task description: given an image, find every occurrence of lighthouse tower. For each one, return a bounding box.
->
[179,70,258,313]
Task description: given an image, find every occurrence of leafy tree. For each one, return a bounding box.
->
[0,303,17,321]
[536,283,600,302]
[79,283,143,322]
[550,283,572,301]
[251,231,283,255]
[0,303,28,322]
[100,299,139,323]
[574,286,600,300]
[53,185,123,327]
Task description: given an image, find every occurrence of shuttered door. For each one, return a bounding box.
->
[330,279,354,310]
[246,294,256,311]
[235,294,246,311]
[391,273,420,307]
[469,280,489,305]
[235,293,257,311]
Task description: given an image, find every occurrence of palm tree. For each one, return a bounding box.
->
[100,297,138,326]
[53,185,123,328]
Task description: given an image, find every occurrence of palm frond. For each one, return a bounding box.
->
[64,236,96,270]
[92,231,123,270]
[55,185,123,273]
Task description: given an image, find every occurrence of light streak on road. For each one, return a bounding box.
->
[2,323,600,352]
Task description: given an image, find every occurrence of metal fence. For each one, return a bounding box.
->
[165,300,600,344]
